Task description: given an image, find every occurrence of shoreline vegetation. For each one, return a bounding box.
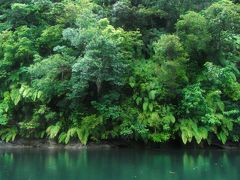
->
[0,139,239,150]
[0,0,240,147]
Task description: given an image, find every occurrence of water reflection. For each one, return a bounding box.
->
[0,149,239,180]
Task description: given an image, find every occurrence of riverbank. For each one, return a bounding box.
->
[0,139,115,150]
[0,139,239,150]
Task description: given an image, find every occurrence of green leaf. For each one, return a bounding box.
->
[149,90,156,100]
[143,102,148,112]
[129,77,136,88]
[218,132,227,144]
[0,114,8,125]
[10,89,21,105]
[149,103,154,112]
[135,97,142,105]
[77,129,89,145]
[182,133,188,144]
[46,122,62,139]
[0,128,18,142]
[58,132,67,144]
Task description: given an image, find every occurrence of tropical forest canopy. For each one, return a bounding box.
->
[0,0,239,145]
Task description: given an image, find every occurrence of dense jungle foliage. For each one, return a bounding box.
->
[0,0,239,145]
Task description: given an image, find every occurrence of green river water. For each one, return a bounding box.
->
[0,148,239,180]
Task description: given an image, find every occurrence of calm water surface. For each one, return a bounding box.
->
[0,148,239,180]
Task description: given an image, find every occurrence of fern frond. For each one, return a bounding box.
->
[0,128,18,142]
[46,122,62,139]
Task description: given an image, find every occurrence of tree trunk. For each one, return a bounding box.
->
[96,78,102,95]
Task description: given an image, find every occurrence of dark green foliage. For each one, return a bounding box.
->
[0,0,239,145]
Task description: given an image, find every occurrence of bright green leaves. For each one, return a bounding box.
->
[130,60,165,111]
[58,127,82,145]
[45,113,105,145]
[0,85,44,129]
[64,14,142,96]
[58,127,87,145]
[202,62,240,101]
[0,1,73,115]
[10,89,21,105]
[180,80,238,144]
[71,36,126,95]
[179,119,208,144]
[153,35,189,97]
[10,3,38,27]
[215,117,234,144]
[46,122,62,139]
[0,92,11,126]
[29,54,74,99]
[203,0,240,62]
[6,1,66,28]
[137,106,176,143]
[78,115,103,144]
[0,113,8,126]
[57,115,104,145]
[204,0,240,35]
[1,26,36,60]
[0,26,36,85]
[92,92,122,121]
[153,34,188,62]
[205,90,224,113]
[130,59,177,143]
[0,127,17,142]
[142,101,149,112]
[149,90,157,101]
[181,84,207,116]
[217,131,227,144]
[37,25,63,55]
[19,84,44,101]
[176,12,211,52]
[0,0,239,146]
